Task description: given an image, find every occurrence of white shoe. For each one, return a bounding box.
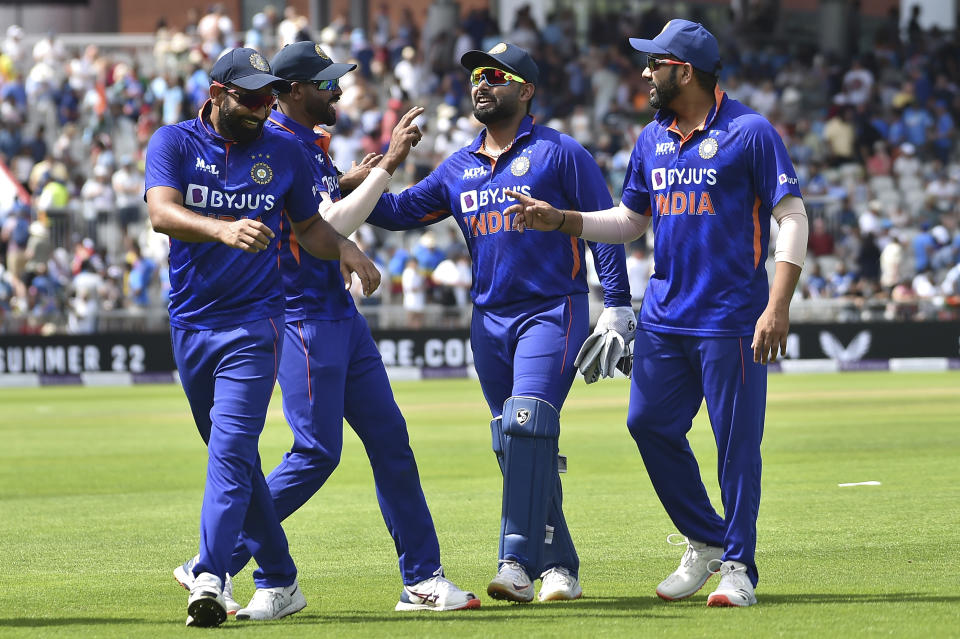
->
[656,534,724,601]
[707,561,757,607]
[186,572,227,627]
[486,560,534,603]
[174,555,241,614]
[538,566,582,601]
[236,579,307,621]
[395,568,481,611]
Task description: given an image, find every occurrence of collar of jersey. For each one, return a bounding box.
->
[196,99,266,144]
[655,86,727,142]
[468,114,535,157]
[266,109,327,147]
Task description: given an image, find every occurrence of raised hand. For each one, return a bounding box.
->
[503,189,564,232]
[337,238,382,297]
[380,106,425,174]
[218,218,275,253]
[339,152,383,192]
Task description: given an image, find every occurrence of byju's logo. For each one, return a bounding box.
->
[186,184,209,208]
[460,190,479,213]
[651,168,666,190]
[778,173,799,185]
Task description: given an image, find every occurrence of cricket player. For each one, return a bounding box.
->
[365,43,634,603]
[145,48,380,626]
[173,41,479,613]
[505,20,808,607]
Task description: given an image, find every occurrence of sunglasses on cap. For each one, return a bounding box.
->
[310,79,339,91]
[213,81,277,109]
[470,67,526,87]
[646,57,688,72]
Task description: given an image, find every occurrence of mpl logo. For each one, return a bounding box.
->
[195,157,219,176]
[778,173,798,185]
[655,141,676,155]
[460,190,479,213]
[463,166,488,180]
[186,184,209,208]
[651,168,667,190]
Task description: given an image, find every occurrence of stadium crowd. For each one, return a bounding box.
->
[1,3,959,334]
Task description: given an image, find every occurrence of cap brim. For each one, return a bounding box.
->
[311,62,357,81]
[628,38,670,56]
[460,50,523,78]
[231,72,289,91]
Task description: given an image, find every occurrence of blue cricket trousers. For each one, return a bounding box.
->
[231,313,441,585]
[627,329,766,586]
[471,294,589,577]
[172,317,298,589]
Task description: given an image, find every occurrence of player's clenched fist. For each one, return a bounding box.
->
[219,218,276,253]
[503,189,564,232]
[337,238,382,297]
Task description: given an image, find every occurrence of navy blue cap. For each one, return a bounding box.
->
[629,19,721,74]
[270,41,357,83]
[210,47,288,90]
[461,42,539,84]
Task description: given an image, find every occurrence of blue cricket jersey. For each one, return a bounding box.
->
[368,115,630,310]
[266,111,357,322]
[620,89,802,337]
[144,102,321,330]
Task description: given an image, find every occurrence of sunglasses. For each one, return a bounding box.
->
[311,79,339,91]
[470,67,526,87]
[646,57,688,72]
[213,81,277,110]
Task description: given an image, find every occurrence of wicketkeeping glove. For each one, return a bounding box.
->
[573,306,637,384]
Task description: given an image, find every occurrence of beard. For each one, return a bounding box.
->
[473,94,520,125]
[218,103,265,143]
[649,68,681,110]
[308,96,337,126]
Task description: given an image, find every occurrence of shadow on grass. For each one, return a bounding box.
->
[280,597,688,625]
[759,593,960,605]
[0,618,149,628]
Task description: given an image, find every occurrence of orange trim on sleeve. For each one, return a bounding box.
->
[570,236,581,279]
[752,196,762,269]
[418,210,450,223]
[289,230,301,265]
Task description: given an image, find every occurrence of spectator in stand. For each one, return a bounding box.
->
[879,232,905,291]
[808,217,836,257]
[401,255,426,328]
[823,107,856,166]
[67,258,103,333]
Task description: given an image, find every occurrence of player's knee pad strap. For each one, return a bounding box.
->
[490,416,505,474]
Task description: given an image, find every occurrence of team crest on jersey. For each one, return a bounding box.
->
[489,42,508,54]
[510,156,530,177]
[516,408,530,425]
[314,44,329,59]
[249,53,269,72]
[698,137,719,160]
[251,162,273,185]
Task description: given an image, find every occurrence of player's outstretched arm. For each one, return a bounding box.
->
[146,185,274,252]
[322,107,425,237]
[503,190,582,235]
[291,214,381,296]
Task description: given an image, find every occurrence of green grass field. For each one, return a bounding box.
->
[1,372,958,638]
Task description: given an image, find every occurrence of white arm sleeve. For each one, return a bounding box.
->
[577,203,651,243]
[319,167,391,236]
[771,194,809,267]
